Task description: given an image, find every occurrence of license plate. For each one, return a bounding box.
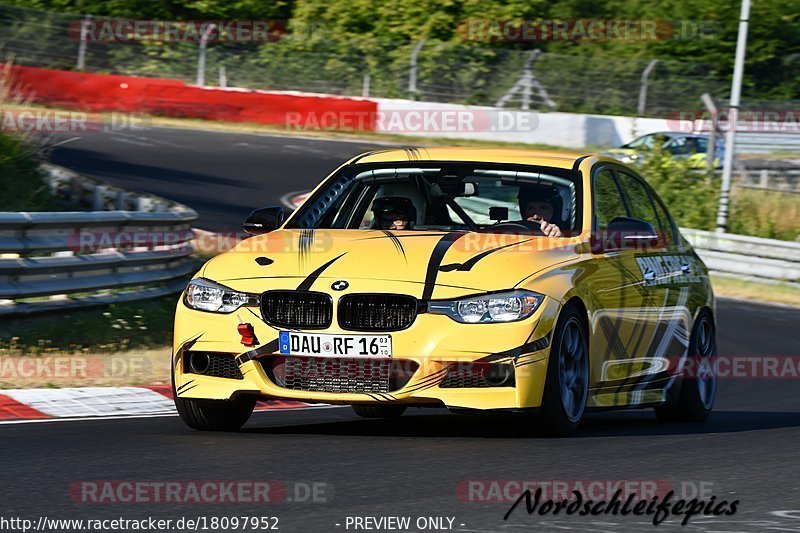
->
[278,331,392,358]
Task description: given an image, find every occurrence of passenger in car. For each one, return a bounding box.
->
[371,197,417,231]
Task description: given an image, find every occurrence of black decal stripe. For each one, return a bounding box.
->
[440,239,534,272]
[297,229,316,266]
[403,377,446,394]
[176,379,195,392]
[296,252,347,291]
[381,230,407,261]
[476,335,551,364]
[357,232,448,241]
[403,369,449,393]
[177,383,200,396]
[174,333,203,366]
[407,368,448,387]
[422,232,467,300]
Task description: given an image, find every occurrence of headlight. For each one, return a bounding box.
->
[620,154,638,164]
[184,278,258,313]
[428,290,543,323]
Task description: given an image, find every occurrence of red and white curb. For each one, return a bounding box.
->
[0,386,325,424]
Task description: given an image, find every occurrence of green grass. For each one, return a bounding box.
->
[0,131,54,211]
[0,296,179,356]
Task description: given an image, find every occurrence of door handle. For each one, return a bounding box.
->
[643,271,656,282]
[681,263,691,274]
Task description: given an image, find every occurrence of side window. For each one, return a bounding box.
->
[615,171,665,244]
[650,193,678,246]
[593,169,628,230]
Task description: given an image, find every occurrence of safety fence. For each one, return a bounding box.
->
[0,165,198,315]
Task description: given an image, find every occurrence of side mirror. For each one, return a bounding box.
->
[243,206,287,235]
[596,216,659,251]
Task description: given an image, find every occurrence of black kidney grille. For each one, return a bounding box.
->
[339,294,418,331]
[261,290,332,329]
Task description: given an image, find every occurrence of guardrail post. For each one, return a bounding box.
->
[115,191,129,210]
[92,185,107,211]
[136,196,153,212]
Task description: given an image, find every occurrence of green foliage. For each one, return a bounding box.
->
[0,132,53,211]
[638,149,800,241]
[638,149,719,231]
[4,0,799,102]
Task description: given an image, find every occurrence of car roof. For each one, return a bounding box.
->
[351,147,590,170]
[640,131,709,140]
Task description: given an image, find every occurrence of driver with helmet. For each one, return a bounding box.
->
[518,186,564,237]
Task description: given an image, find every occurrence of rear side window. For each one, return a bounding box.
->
[593,169,627,230]
[615,171,666,245]
[650,193,678,246]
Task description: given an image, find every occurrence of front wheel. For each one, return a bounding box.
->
[538,305,589,437]
[172,368,256,431]
[655,309,717,422]
[351,404,406,418]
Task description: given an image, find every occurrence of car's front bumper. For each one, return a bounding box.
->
[172,295,560,411]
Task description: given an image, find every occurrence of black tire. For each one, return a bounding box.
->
[172,367,256,431]
[537,305,589,437]
[655,309,717,423]
[351,404,407,418]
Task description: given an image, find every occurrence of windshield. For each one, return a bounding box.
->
[286,163,583,235]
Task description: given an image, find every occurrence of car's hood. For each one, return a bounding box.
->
[203,229,579,298]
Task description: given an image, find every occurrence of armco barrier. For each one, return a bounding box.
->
[0,165,198,316]
[680,228,800,286]
[5,65,377,129]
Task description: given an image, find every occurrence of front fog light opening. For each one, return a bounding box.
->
[188,351,210,374]
[440,362,516,388]
[481,363,515,386]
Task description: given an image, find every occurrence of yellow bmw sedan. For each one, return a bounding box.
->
[172,148,716,436]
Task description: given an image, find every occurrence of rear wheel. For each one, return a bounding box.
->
[655,309,717,422]
[352,404,407,418]
[538,305,589,437]
[172,367,256,431]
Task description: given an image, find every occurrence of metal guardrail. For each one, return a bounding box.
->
[0,165,198,316]
[735,133,800,155]
[680,228,799,286]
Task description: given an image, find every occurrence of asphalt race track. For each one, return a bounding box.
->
[46,127,385,231]
[6,126,798,532]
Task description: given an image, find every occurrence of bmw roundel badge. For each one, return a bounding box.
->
[331,280,349,291]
